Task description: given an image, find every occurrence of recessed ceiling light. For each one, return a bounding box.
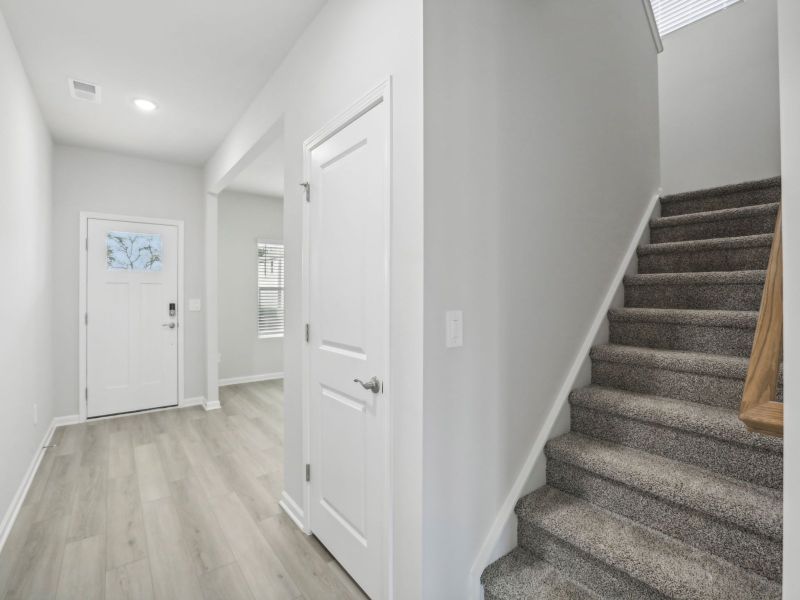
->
[133,98,157,112]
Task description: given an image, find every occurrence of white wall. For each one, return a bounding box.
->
[204,0,423,595]
[0,10,54,537]
[53,145,206,415]
[778,0,799,594]
[218,190,283,381]
[423,1,660,596]
[658,0,780,193]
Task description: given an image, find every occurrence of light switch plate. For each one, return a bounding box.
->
[188,298,202,312]
[445,310,463,348]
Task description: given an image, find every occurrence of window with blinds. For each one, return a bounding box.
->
[650,0,742,36]
[257,242,285,338]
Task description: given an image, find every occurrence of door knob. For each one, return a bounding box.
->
[162,322,176,329]
[354,376,381,394]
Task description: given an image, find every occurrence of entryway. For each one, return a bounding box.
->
[81,215,183,418]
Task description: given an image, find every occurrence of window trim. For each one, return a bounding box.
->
[256,238,285,339]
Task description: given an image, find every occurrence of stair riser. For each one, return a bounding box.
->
[546,460,782,582]
[625,281,763,311]
[591,360,743,408]
[651,213,777,243]
[482,550,599,600]
[609,319,755,357]
[570,407,783,489]
[660,187,781,217]
[518,523,670,599]
[638,245,771,274]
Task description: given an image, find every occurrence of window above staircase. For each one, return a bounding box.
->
[650,0,743,36]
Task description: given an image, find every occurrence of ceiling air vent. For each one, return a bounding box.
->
[68,78,101,103]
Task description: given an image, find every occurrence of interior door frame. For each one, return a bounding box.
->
[301,78,393,598]
[78,212,185,421]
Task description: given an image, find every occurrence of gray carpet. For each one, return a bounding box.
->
[481,177,783,598]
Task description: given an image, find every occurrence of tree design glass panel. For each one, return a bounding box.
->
[106,231,163,271]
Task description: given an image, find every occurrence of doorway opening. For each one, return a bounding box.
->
[215,132,287,488]
[217,136,285,389]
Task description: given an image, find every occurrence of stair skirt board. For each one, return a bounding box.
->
[468,191,663,600]
[479,178,783,599]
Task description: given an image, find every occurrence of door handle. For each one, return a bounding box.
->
[354,376,381,394]
[162,322,176,329]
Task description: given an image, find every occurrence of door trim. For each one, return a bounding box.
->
[78,212,185,422]
[301,77,393,598]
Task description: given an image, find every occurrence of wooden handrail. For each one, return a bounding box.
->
[740,206,783,437]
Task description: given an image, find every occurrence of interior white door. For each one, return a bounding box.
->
[308,96,389,599]
[86,219,179,418]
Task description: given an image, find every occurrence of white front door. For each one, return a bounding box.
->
[307,94,389,599]
[86,218,179,418]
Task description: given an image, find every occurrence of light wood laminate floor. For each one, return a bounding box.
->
[0,380,368,600]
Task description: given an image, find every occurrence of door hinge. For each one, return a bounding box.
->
[85,312,88,326]
[305,464,311,482]
[305,323,310,343]
[300,182,310,202]
[85,237,88,250]
[85,388,88,401]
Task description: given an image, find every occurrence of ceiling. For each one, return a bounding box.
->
[227,136,284,197]
[0,0,326,165]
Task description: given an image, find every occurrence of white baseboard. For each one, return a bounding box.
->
[56,397,203,424]
[0,419,59,553]
[203,399,221,412]
[50,398,206,429]
[219,372,283,387]
[467,191,662,599]
[181,396,206,408]
[279,490,309,533]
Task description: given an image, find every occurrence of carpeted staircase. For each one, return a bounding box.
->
[481,177,783,600]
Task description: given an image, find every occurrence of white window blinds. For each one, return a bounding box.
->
[257,242,285,337]
[650,0,742,36]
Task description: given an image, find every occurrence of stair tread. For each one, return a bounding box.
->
[482,548,599,600]
[608,307,757,328]
[638,233,773,254]
[660,177,781,205]
[516,486,781,600]
[546,431,782,538]
[570,385,782,452]
[624,269,765,286]
[590,344,748,379]
[493,178,784,598]
[651,202,779,230]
